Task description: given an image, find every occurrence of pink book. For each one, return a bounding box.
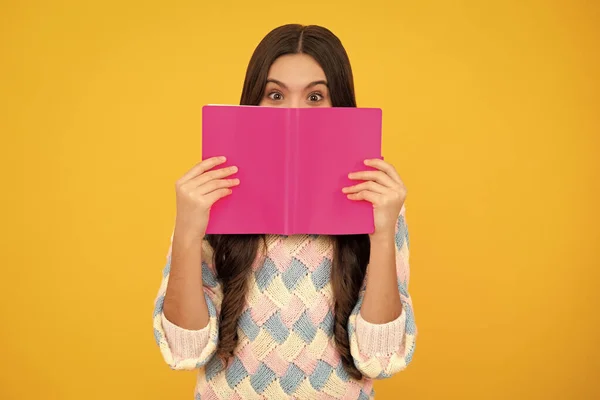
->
[201,105,382,235]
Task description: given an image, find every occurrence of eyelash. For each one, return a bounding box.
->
[308,92,324,102]
[267,91,324,102]
[268,91,284,101]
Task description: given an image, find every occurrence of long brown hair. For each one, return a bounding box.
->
[206,24,370,380]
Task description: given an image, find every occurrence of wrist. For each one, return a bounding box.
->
[369,229,395,245]
[173,222,206,244]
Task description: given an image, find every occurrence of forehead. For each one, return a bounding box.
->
[267,53,326,87]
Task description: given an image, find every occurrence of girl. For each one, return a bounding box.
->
[153,24,416,399]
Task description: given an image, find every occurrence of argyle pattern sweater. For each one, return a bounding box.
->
[153,207,416,399]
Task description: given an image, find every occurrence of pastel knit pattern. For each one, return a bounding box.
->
[153,207,416,399]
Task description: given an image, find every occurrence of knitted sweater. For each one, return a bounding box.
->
[152,207,416,399]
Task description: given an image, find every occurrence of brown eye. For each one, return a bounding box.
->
[308,93,323,102]
[268,92,283,101]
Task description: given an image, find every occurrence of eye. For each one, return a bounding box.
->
[308,92,323,102]
[268,92,283,101]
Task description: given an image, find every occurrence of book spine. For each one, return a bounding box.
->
[284,109,291,235]
[291,108,300,235]
[284,108,300,235]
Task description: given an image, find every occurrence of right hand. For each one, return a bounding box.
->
[174,156,239,238]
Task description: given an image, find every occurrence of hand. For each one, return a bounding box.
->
[174,156,239,238]
[342,159,407,237]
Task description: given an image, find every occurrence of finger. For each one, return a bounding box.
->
[364,159,403,185]
[348,170,398,189]
[196,178,240,195]
[342,180,389,195]
[179,156,227,183]
[203,188,233,205]
[347,190,381,204]
[189,165,238,188]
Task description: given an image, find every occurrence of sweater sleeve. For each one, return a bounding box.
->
[152,235,222,370]
[348,205,417,379]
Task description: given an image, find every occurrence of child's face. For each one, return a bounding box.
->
[259,53,332,108]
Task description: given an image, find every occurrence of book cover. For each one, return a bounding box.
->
[201,105,382,235]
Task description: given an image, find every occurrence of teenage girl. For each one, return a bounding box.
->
[153,24,416,400]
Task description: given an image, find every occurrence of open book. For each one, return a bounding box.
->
[201,105,382,235]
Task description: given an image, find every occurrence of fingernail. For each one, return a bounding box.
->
[220,156,226,161]
[232,166,238,172]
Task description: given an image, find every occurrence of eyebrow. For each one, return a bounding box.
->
[265,78,328,89]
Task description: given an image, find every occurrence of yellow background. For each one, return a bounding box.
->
[1,0,598,399]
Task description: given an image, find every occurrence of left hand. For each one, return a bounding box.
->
[342,159,407,237]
